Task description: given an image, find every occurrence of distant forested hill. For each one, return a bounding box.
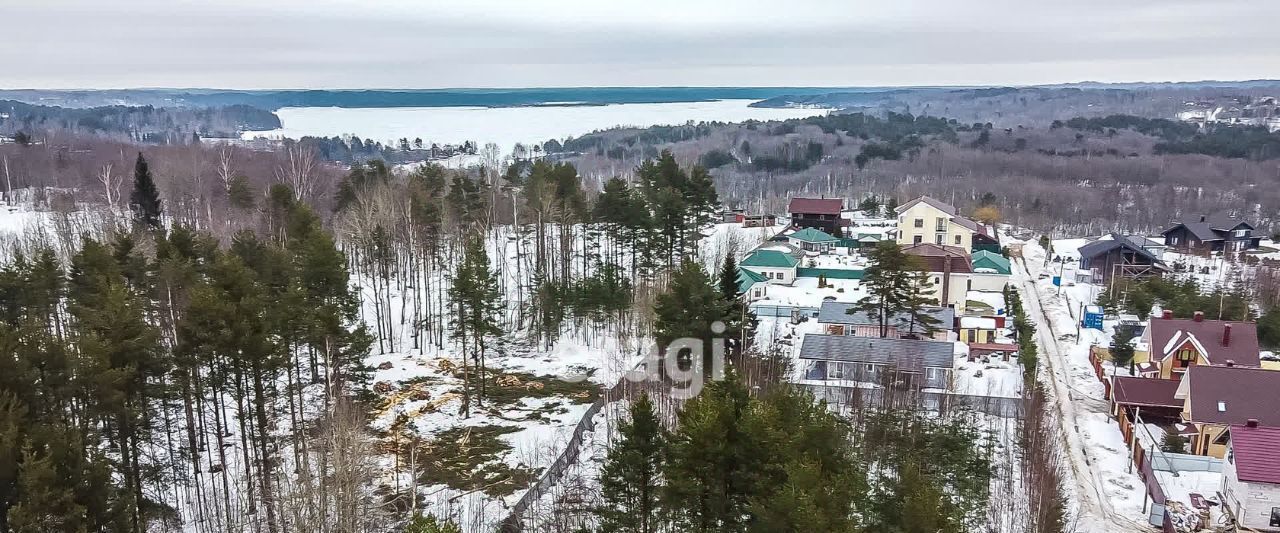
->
[0,100,280,142]
[0,87,870,111]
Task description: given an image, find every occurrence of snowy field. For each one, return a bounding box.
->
[243,100,827,152]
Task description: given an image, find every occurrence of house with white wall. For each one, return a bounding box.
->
[894,196,982,250]
[1221,422,1280,531]
[739,247,800,285]
[902,243,972,313]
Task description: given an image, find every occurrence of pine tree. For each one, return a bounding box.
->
[718,252,739,302]
[855,241,928,338]
[1110,326,1137,373]
[449,234,503,415]
[6,444,86,533]
[663,373,758,533]
[403,514,462,533]
[857,195,881,215]
[129,153,163,229]
[653,260,731,365]
[598,394,665,533]
[881,197,899,218]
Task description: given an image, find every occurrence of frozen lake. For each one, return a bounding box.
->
[243,99,827,153]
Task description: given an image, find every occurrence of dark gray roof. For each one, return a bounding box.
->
[798,334,955,372]
[1176,222,1225,242]
[1163,213,1255,241]
[817,301,954,334]
[1077,235,1164,265]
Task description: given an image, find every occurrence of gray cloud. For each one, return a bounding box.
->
[2,0,1277,88]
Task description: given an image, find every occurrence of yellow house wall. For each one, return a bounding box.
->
[896,203,975,249]
[1158,346,1210,380]
[1195,424,1230,458]
[960,328,996,344]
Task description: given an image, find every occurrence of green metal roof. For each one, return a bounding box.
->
[789,227,838,243]
[736,267,768,293]
[796,267,864,280]
[741,250,800,268]
[971,250,1012,275]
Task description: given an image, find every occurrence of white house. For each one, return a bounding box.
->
[1222,422,1280,531]
[739,247,800,285]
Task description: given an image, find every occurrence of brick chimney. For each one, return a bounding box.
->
[1222,324,1232,347]
[1247,419,1259,428]
[1193,311,1204,322]
[941,254,952,306]
[1162,310,1173,320]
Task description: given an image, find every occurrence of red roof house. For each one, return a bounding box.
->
[1222,422,1280,530]
[1175,365,1280,457]
[1142,310,1260,380]
[788,197,845,236]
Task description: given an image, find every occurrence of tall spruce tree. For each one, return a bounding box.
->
[449,234,503,416]
[718,252,740,302]
[653,259,732,366]
[129,153,163,229]
[716,252,754,357]
[855,241,929,338]
[598,394,665,533]
[1110,327,1137,373]
[662,373,758,533]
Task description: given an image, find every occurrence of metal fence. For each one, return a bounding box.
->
[799,383,1025,418]
[1151,452,1222,473]
[499,386,612,532]
[750,304,820,318]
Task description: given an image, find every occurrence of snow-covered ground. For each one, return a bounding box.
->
[951,347,1023,398]
[1014,236,1155,531]
[754,276,866,308]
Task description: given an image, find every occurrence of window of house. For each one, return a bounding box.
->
[954,234,962,245]
[914,218,924,228]
[1270,507,1280,527]
[1177,348,1195,362]
[936,217,946,232]
[1235,229,1248,237]
[935,234,944,245]
[913,235,923,244]
[828,362,844,379]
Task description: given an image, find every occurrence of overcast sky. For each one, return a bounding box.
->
[3,0,1278,89]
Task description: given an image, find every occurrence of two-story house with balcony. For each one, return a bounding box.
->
[1135,310,1260,380]
[893,195,999,252]
[1162,212,1262,253]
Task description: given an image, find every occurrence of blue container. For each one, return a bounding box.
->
[1083,305,1104,330]
[1052,275,1062,286]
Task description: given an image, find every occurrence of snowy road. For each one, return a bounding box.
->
[1014,256,1152,533]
